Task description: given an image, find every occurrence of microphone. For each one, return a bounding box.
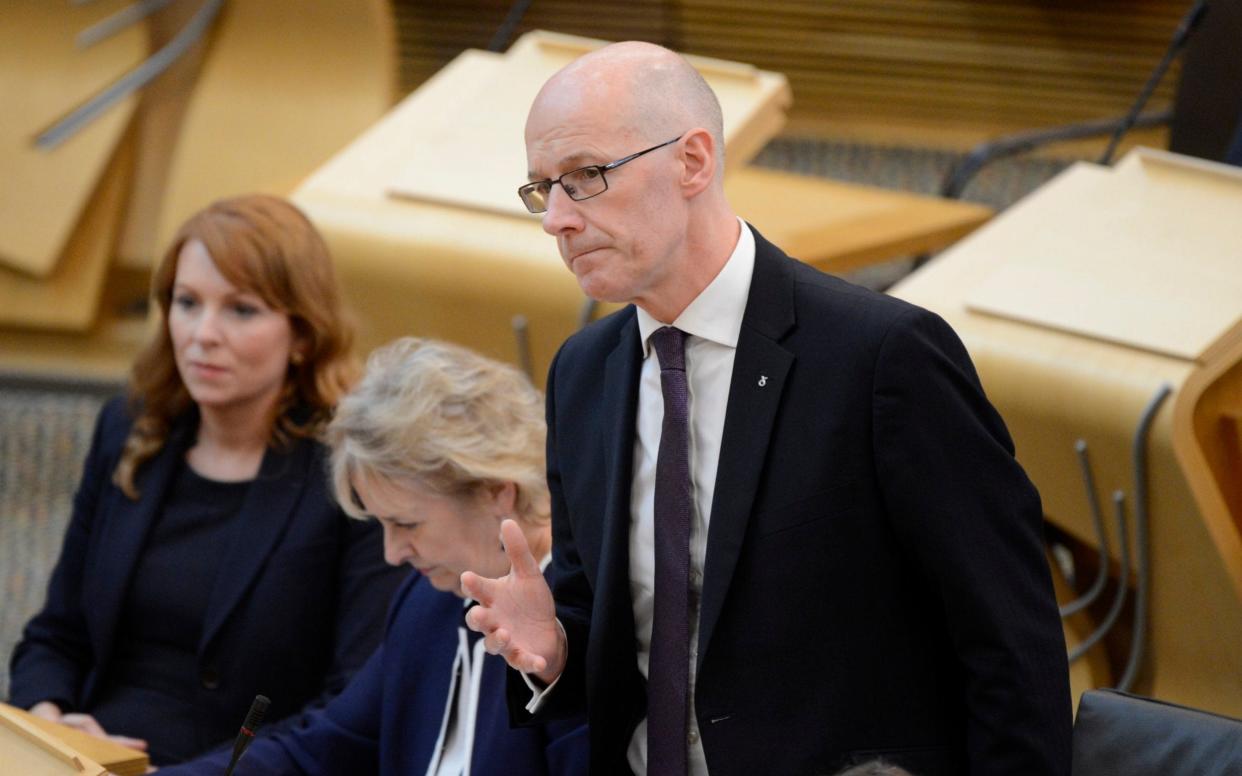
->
[1098,0,1210,165]
[222,694,269,776]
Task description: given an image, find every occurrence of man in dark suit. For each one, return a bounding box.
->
[463,41,1072,775]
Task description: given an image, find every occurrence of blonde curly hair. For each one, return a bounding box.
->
[326,337,549,525]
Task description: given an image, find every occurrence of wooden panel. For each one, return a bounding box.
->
[155,0,396,255]
[387,31,789,217]
[963,150,1242,362]
[392,0,1190,144]
[0,134,133,331]
[0,0,142,277]
[1,703,146,776]
[725,167,993,273]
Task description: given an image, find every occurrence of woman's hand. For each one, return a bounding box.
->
[57,711,149,752]
[29,700,64,722]
[462,519,567,685]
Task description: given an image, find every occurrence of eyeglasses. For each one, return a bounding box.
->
[517,135,683,214]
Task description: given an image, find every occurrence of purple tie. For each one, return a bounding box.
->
[647,326,691,776]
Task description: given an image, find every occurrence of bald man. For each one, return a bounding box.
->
[464,42,1072,776]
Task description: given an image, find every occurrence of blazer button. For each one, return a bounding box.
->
[200,667,221,690]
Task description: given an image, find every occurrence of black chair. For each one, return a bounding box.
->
[1072,689,1242,775]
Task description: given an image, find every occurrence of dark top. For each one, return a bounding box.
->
[512,226,1072,775]
[158,572,589,776]
[9,398,408,765]
[95,464,250,763]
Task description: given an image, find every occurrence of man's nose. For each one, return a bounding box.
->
[541,185,582,236]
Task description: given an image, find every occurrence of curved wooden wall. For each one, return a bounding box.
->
[394,0,1189,143]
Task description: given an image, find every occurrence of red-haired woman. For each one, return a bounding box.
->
[9,195,406,766]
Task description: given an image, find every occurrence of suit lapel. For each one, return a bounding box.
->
[698,233,796,668]
[593,314,642,646]
[86,416,196,668]
[199,436,313,652]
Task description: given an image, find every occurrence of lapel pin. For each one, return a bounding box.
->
[758,375,768,387]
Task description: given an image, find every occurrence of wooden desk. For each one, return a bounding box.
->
[0,703,147,776]
[891,148,1242,717]
[725,166,992,275]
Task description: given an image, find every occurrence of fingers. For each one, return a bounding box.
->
[460,570,496,606]
[480,627,549,674]
[500,519,543,578]
[29,701,62,722]
[107,734,149,751]
[61,713,108,738]
[60,713,148,751]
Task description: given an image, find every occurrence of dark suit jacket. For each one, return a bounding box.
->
[513,227,1072,775]
[159,572,589,776]
[8,397,406,762]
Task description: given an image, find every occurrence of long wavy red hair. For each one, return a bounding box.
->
[114,194,358,498]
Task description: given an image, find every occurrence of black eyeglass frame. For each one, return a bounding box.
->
[517,134,683,213]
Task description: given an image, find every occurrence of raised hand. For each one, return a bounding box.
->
[461,519,566,685]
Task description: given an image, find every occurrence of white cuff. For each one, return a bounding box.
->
[521,618,567,713]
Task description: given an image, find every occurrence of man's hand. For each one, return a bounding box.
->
[461,519,567,685]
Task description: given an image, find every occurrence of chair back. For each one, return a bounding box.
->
[1072,689,1242,775]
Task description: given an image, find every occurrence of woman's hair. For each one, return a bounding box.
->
[326,337,549,526]
[114,194,358,498]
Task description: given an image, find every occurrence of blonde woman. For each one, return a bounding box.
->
[159,337,587,776]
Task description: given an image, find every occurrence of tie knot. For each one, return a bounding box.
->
[651,326,686,372]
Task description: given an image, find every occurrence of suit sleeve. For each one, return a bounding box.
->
[871,307,1072,775]
[507,344,593,723]
[8,401,120,711]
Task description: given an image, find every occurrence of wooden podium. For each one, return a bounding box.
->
[0,703,147,776]
[891,148,1242,716]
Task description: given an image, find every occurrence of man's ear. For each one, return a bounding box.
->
[679,128,717,197]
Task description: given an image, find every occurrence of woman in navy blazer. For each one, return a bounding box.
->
[8,195,405,765]
[160,337,588,775]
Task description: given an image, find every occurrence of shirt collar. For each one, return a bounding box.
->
[637,217,755,357]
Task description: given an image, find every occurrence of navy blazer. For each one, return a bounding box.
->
[8,397,406,762]
[159,572,589,776]
[513,227,1072,775]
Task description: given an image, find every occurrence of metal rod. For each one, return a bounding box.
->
[36,0,225,150]
[77,0,175,49]
[1059,440,1112,617]
[512,314,533,381]
[1116,383,1173,691]
[1068,492,1130,664]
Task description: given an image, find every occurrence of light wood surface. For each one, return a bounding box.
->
[114,0,213,270]
[963,150,1242,361]
[0,135,132,331]
[393,0,1190,145]
[0,0,141,277]
[891,147,1242,718]
[724,166,993,274]
[386,30,792,218]
[1,703,147,776]
[154,0,396,255]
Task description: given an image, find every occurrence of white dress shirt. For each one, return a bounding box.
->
[526,220,754,775]
[627,219,754,775]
